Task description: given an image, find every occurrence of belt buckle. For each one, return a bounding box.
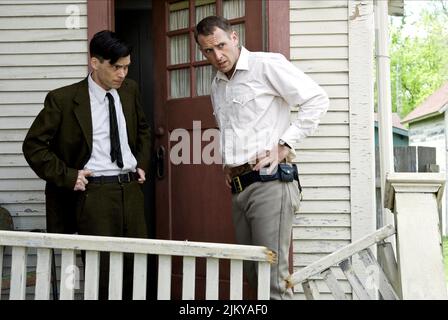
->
[232,176,243,193]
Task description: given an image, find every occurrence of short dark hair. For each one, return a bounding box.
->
[89,30,132,65]
[194,16,232,43]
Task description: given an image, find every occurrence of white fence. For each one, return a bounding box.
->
[0,230,274,300]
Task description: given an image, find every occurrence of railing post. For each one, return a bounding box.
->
[385,172,448,299]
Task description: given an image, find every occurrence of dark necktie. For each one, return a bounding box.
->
[106,92,124,168]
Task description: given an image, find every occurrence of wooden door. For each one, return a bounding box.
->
[152,0,262,299]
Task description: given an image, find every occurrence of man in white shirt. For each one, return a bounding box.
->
[23,30,152,299]
[195,16,329,299]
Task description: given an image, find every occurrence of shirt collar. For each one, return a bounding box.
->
[88,73,118,103]
[216,46,250,81]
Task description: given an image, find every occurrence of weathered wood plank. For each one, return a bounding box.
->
[59,249,76,300]
[9,246,27,300]
[294,213,351,227]
[290,7,348,21]
[298,187,350,200]
[0,78,84,91]
[84,251,99,300]
[0,29,87,42]
[302,280,320,300]
[290,225,395,284]
[295,150,349,163]
[293,240,351,254]
[0,179,45,191]
[299,175,350,187]
[297,137,349,149]
[358,249,398,300]
[291,47,348,60]
[0,129,27,142]
[296,201,350,214]
[0,66,87,80]
[182,256,196,300]
[157,255,171,300]
[205,257,219,300]
[291,21,348,35]
[290,0,348,9]
[35,248,52,300]
[0,41,87,54]
[108,252,123,300]
[0,117,34,129]
[0,230,274,262]
[230,259,243,300]
[0,16,87,29]
[305,124,349,138]
[306,73,349,86]
[339,259,372,300]
[132,253,147,300]
[321,268,347,300]
[293,60,348,73]
[0,54,86,67]
[0,4,87,17]
[290,34,348,48]
[257,262,271,300]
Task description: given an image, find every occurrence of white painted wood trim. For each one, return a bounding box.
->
[257,262,270,300]
[289,225,395,285]
[35,248,52,300]
[182,256,195,300]
[132,253,147,300]
[321,268,347,300]
[339,259,372,300]
[59,249,76,300]
[205,257,219,300]
[0,231,274,262]
[358,249,398,300]
[84,250,100,300]
[0,246,3,299]
[108,252,123,300]
[157,255,172,300]
[230,259,243,300]
[9,246,27,300]
[302,280,320,300]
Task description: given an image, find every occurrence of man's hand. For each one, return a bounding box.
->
[74,169,93,191]
[253,144,290,174]
[136,168,146,184]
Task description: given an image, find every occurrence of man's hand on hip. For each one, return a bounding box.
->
[74,169,93,191]
[136,168,146,184]
[253,144,290,174]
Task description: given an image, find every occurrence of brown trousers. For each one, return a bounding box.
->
[76,180,148,299]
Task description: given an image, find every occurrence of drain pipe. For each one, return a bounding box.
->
[375,0,395,231]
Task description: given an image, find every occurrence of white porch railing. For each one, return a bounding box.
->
[0,231,275,300]
[287,224,399,300]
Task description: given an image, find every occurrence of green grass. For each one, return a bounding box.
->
[444,236,448,281]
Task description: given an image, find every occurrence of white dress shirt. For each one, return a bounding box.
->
[210,47,329,166]
[85,74,137,176]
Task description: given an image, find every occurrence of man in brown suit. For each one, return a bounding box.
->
[22,30,152,299]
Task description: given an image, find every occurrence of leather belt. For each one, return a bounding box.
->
[231,164,301,194]
[87,172,138,184]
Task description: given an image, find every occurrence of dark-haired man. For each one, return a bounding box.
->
[195,16,329,300]
[23,30,152,299]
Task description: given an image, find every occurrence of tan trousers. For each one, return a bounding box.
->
[232,179,301,300]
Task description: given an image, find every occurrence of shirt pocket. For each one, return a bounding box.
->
[231,93,258,123]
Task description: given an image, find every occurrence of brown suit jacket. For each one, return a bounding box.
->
[22,77,152,233]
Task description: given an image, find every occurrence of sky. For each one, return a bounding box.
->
[393,0,446,37]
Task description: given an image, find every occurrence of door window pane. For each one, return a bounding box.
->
[233,23,245,47]
[170,69,191,98]
[195,0,216,24]
[223,0,245,19]
[196,65,215,96]
[170,34,190,65]
[169,1,189,31]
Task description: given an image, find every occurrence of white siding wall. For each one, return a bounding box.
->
[0,0,88,231]
[290,0,352,300]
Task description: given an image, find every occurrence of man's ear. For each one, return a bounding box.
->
[90,57,99,70]
[231,31,239,46]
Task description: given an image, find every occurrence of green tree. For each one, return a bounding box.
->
[390,1,448,118]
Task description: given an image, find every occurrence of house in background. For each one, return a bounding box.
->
[401,81,448,236]
[2,0,432,300]
[374,112,409,147]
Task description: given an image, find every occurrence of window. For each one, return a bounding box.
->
[167,0,246,99]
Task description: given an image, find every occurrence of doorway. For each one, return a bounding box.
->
[115,0,156,240]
